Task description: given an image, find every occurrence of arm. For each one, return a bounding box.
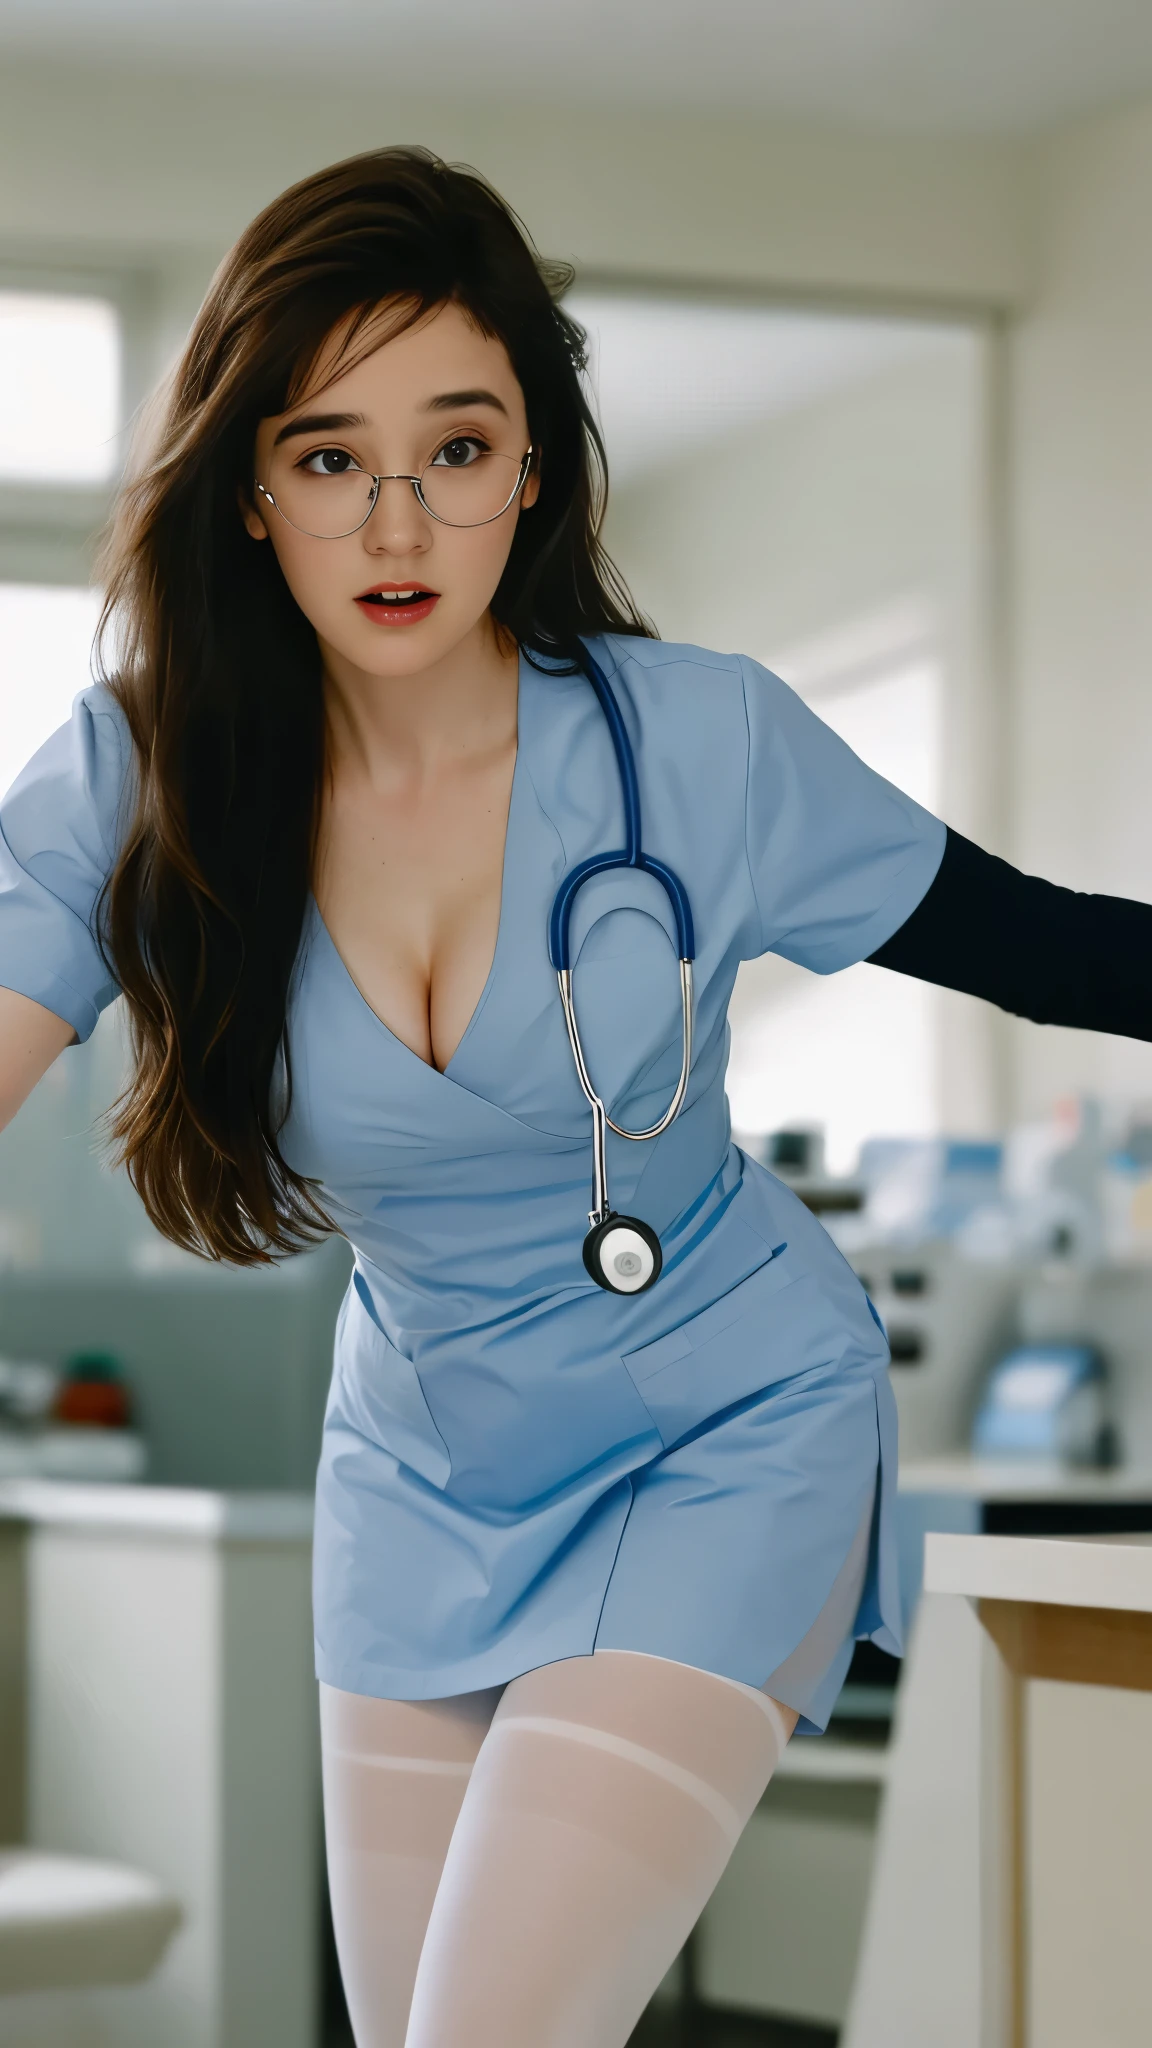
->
[0,689,130,1112]
[868,828,1152,1040]
[0,987,77,1135]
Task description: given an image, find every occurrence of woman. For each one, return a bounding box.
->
[0,148,1148,2047]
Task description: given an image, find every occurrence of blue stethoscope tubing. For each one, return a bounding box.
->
[549,648,697,1294]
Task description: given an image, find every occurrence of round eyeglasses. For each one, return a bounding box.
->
[254,443,534,539]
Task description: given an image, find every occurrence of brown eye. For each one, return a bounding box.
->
[430,437,485,469]
[299,447,361,475]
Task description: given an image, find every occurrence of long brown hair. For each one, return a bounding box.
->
[98,145,652,1264]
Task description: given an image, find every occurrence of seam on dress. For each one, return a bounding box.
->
[596,634,741,682]
[87,697,134,867]
[736,657,768,958]
[733,654,947,976]
[590,1474,639,1654]
[0,965,99,1043]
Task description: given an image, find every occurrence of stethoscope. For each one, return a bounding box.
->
[549,649,696,1296]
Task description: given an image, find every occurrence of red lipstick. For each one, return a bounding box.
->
[355,581,441,627]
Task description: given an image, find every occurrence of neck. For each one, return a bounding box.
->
[320,614,519,786]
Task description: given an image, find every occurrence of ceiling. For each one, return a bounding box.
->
[1,0,1152,135]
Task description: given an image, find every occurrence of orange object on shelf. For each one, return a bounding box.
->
[52,1355,132,1431]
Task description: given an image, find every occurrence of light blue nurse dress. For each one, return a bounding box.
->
[0,634,945,1732]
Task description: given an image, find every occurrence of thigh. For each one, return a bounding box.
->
[403,1648,794,2048]
[320,1681,503,2048]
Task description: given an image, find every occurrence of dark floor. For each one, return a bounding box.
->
[327,2006,834,2047]
[629,2005,835,2048]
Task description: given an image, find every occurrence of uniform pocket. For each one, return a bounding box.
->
[334,1272,452,1490]
[621,1241,823,1446]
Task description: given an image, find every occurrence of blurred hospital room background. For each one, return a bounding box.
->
[2,4,1152,2044]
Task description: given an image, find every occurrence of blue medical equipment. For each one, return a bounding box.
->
[549,650,696,1294]
[972,1343,1111,1465]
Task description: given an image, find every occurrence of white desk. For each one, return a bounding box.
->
[845,1470,1152,2048]
[0,1483,318,2048]
[927,1530,1152,2048]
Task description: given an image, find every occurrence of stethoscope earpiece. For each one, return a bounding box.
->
[582,1214,663,1295]
[552,648,698,1297]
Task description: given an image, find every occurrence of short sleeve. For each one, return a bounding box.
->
[0,686,132,1041]
[740,654,947,972]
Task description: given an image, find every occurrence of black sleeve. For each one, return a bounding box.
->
[867,827,1152,1042]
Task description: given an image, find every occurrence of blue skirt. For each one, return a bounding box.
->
[312,1160,898,1737]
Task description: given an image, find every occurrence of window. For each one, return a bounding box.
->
[0,583,104,794]
[0,291,121,483]
[0,282,125,794]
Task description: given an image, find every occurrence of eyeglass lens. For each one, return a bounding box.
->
[263,448,527,536]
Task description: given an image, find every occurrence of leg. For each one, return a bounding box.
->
[403,1648,798,2048]
[319,1679,503,2048]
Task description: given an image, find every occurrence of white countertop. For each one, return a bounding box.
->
[900,1455,1152,1500]
[925,1530,1152,1612]
[0,1481,314,1541]
[0,1430,147,1483]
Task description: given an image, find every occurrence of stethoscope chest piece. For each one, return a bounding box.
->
[582,1213,663,1295]
[551,647,698,1298]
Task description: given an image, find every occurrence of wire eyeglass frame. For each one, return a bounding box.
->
[253,445,535,538]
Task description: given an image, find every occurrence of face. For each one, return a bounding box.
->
[243,300,539,680]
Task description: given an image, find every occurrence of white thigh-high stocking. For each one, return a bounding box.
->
[319,1680,503,2048]
[403,1649,796,2048]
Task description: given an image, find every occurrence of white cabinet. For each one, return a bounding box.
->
[0,1484,318,2048]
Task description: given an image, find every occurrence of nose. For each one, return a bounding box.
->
[362,474,431,555]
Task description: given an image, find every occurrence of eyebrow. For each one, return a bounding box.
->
[272,411,367,448]
[421,388,510,417]
[272,388,511,449]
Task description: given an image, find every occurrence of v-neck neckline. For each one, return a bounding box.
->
[308,651,527,1084]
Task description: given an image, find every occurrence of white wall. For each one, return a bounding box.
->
[607,337,1001,1145]
[1009,97,1152,1118]
[607,339,992,835]
[0,57,1031,312]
